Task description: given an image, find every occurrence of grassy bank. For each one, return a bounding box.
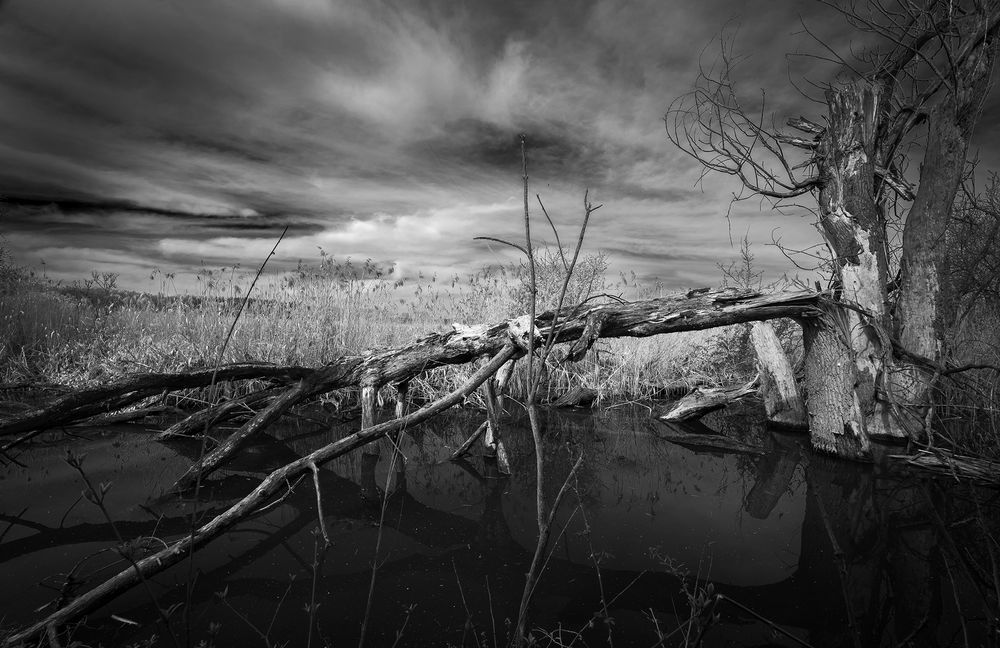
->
[0,248,760,407]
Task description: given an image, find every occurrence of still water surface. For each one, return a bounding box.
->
[0,406,995,647]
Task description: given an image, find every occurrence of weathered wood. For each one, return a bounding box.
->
[805,84,907,453]
[449,421,488,461]
[5,288,825,485]
[482,375,510,474]
[73,405,181,428]
[750,322,807,430]
[1,288,822,441]
[659,380,757,422]
[172,379,317,491]
[549,386,598,408]
[802,313,872,457]
[2,343,520,647]
[360,383,379,457]
[394,381,409,419]
[0,363,311,437]
[390,381,410,470]
[155,387,281,440]
[889,450,1000,486]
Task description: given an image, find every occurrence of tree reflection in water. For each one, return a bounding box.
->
[0,406,995,647]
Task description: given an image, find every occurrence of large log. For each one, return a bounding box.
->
[1,288,823,441]
[658,380,757,422]
[750,322,808,429]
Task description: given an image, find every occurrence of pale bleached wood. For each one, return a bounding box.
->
[750,322,807,430]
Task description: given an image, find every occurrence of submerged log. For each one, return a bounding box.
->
[658,379,758,422]
[549,386,598,408]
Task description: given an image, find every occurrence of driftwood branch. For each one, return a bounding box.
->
[155,387,282,441]
[659,379,758,422]
[449,420,488,461]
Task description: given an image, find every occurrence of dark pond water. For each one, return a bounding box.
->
[1,406,997,647]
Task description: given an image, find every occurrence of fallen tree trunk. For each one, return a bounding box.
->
[1,288,824,481]
[1,288,823,442]
[0,364,312,438]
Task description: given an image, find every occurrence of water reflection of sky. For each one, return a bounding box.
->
[0,407,990,647]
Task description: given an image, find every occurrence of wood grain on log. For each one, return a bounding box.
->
[750,322,808,430]
[659,380,757,422]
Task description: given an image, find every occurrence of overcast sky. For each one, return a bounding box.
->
[1,0,998,293]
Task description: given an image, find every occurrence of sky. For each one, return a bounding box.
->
[2,0,999,294]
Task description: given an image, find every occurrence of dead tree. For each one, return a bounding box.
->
[667,0,1000,457]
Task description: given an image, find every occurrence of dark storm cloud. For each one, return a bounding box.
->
[0,0,874,290]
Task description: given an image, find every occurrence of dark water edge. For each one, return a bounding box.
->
[0,406,997,647]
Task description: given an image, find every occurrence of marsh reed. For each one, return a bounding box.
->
[0,247,760,407]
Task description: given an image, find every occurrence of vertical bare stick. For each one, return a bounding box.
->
[482,378,510,474]
[310,462,330,546]
[391,381,409,474]
[360,383,379,458]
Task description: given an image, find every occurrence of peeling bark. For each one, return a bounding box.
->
[659,380,757,422]
[802,313,871,458]
[809,83,904,452]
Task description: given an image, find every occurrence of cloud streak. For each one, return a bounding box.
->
[0,0,855,291]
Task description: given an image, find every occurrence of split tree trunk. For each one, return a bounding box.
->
[804,83,904,457]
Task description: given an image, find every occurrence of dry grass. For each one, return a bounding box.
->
[0,248,757,405]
